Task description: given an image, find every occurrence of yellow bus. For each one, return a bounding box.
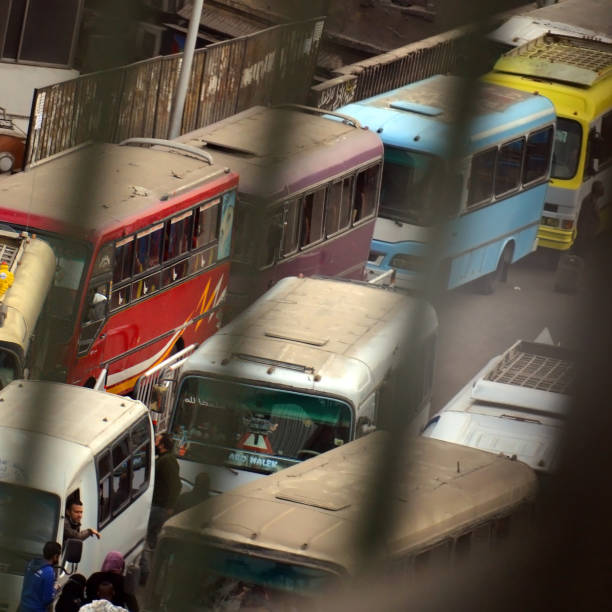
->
[483,34,612,252]
[145,433,537,610]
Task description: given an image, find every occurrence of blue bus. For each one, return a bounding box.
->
[335,75,556,293]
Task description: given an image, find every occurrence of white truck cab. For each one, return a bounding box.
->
[0,380,154,611]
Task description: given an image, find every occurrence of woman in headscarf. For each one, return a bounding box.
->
[85,551,138,611]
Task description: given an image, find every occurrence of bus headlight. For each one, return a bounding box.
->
[561,219,574,230]
[542,216,559,228]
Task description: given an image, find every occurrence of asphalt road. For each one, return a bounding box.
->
[430,250,582,415]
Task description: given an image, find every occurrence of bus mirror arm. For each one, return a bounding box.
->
[589,130,604,161]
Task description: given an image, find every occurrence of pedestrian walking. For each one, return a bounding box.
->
[19,541,61,612]
[55,574,87,612]
[78,582,128,612]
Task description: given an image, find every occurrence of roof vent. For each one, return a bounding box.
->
[264,329,328,347]
[276,483,350,511]
[389,101,443,116]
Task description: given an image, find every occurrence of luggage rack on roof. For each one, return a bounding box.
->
[498,33,612,86]
[484,340,576,395]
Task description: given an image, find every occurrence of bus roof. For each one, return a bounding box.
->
[175,106,383,204]
[179,276,437,409]
[423,340,575,472]
[488,0,612,47]
[0,380,149,496]
[0,143,238,240]
[0,379,147,450]
[335,75,555,155]
[161,433,537,574]
[494,34,612,87]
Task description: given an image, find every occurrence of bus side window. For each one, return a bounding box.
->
[325,181,343,236]
[495,138,524,196]
[523,126,553,184]
[281,199,301,257]
[353,164,380,223]
[113,237,134,285]
[130,417,151,496]
[111,436,131,516]
[300,188,325,247]
[600,112,612,165]
[467,147,497,207]
[97,451,112,527]
[193,200,220,249]
[164,211,192,262]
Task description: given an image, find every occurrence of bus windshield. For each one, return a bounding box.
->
[171,377,352,474]
[551,118,581,180]
[0,483,60,575]
[380,147,438,226]
[150,538,336,610]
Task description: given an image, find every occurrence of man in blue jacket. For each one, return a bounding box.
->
[19,541,61,612]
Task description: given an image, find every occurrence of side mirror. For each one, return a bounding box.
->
[589,131,604,161]
[63,538,83,565]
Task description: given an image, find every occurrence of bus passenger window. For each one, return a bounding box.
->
[495,139,524,196]
[110,286,129,310]
[600,112,612,165]
[113,236,134,283]
[111,436,130,516]
[164,211,192,261]
[194,200,220,249]
[97,451,112,526]
[325,181,342,236]
[523,126,553,184]
[281,200,300,256]
[300,189,325,247]
[130,417,151,496]
[135,223,163,273]
[353,165,379,223]
[339,176,353,230]
[467,148,497,207]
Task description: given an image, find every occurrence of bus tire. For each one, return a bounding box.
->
[475,244,513,295]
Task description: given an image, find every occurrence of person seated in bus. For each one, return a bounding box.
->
[63,499,101,544]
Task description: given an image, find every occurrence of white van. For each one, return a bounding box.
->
[0,380,154,611]
[161,276,438,494]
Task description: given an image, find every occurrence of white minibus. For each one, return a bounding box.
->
[0,380,154,611]
[164,276,437,493]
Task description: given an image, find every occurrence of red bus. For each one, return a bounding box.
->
[0,141,238,393]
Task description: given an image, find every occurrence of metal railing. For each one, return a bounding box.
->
[133,343,197,431]
[25,17,324,166]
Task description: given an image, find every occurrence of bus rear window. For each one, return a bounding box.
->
[551,119,581,180]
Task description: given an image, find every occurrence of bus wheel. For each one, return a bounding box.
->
[475,245,513,295]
